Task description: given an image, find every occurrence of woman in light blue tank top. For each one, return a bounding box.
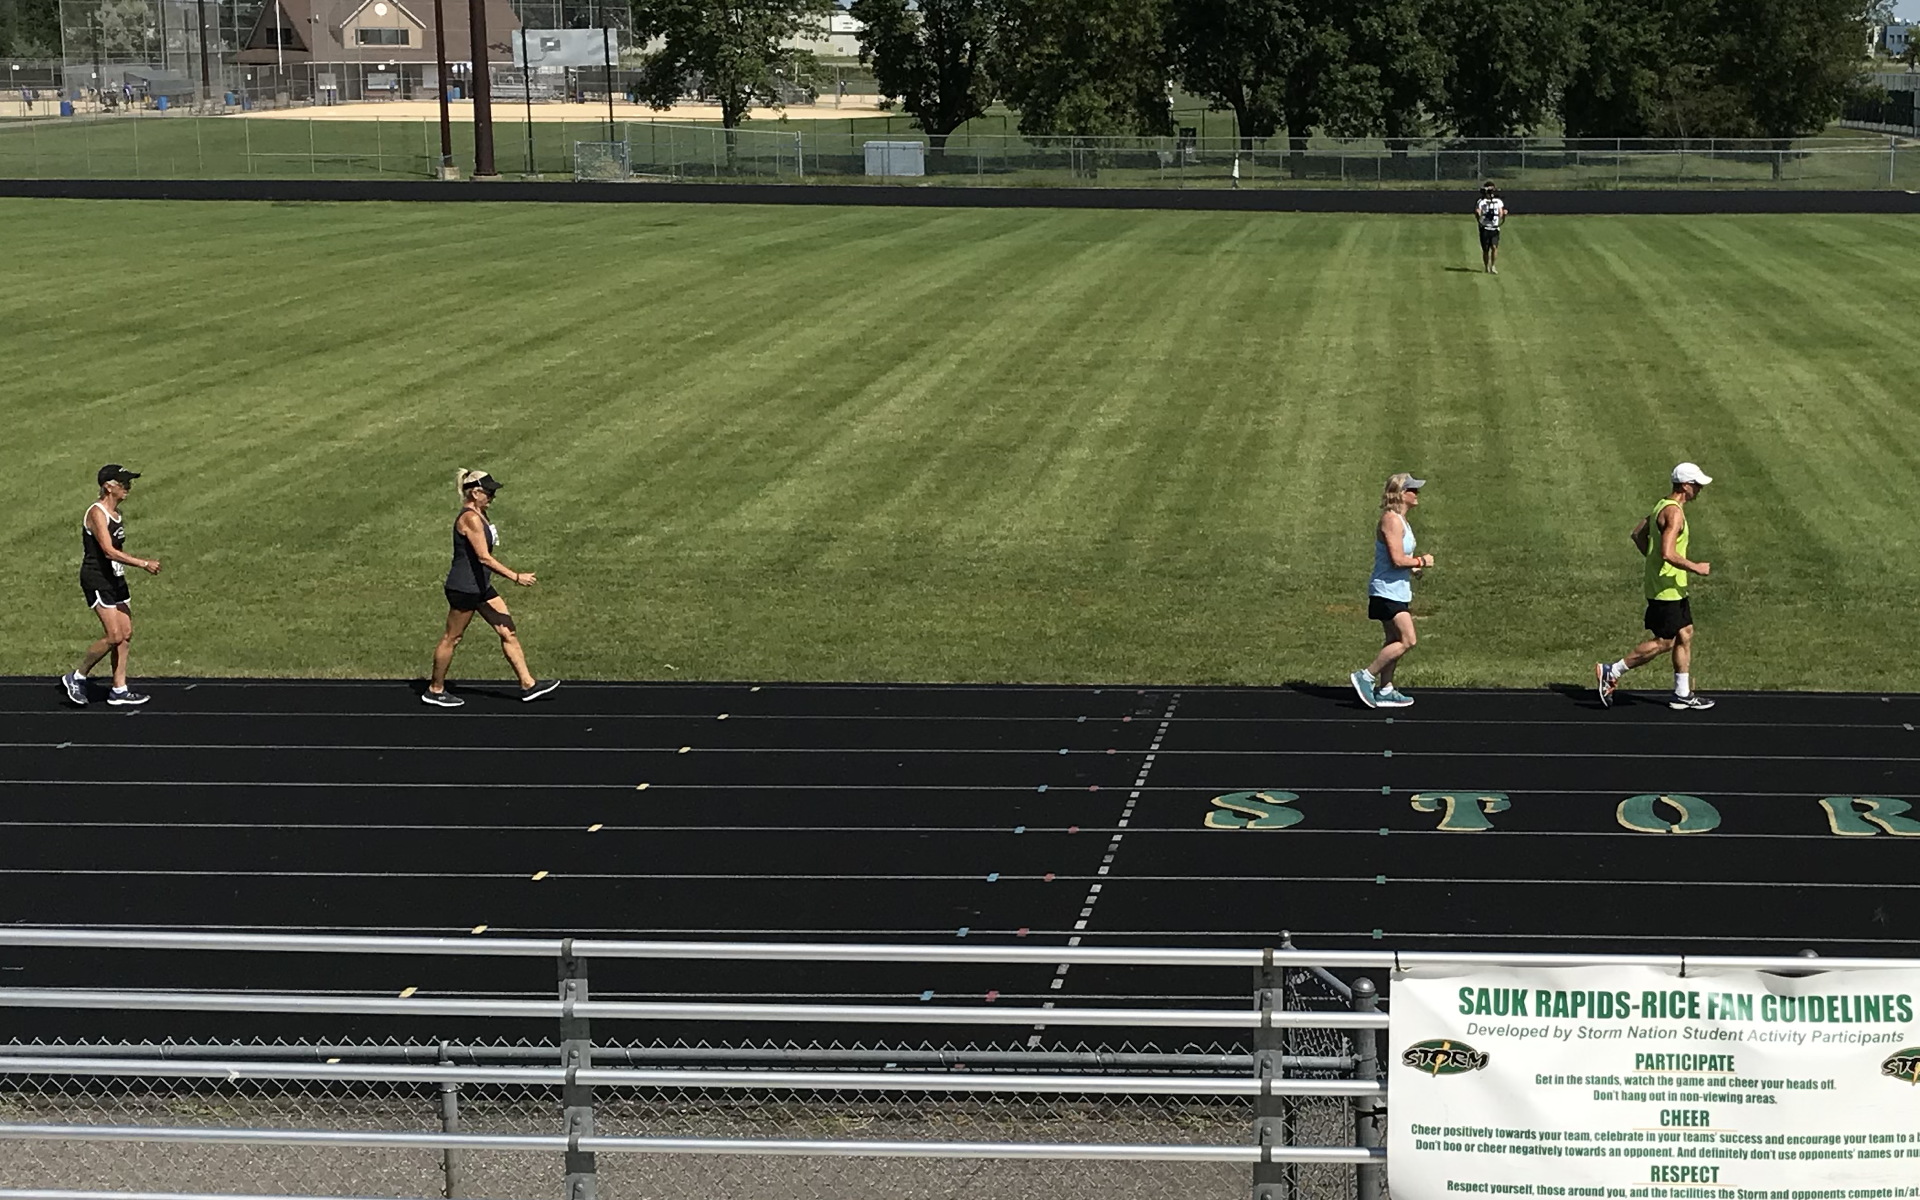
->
[1351,473,1434,709]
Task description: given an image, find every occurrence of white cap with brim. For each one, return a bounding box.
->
[1404,476,1428,490]
[1672,462,1712,487]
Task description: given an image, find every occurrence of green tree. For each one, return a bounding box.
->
[1167,0,1379,168]
[1560,0,1683,138]
[850,0,999,154]
[1711,0,1878,139]
[1347,0,1447,148]
[995,0,1171,137]
[0,0,62,58]
[1431,0,1585,137]
[630,0,834,131]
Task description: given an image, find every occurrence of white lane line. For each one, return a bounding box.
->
[1030,693,1180,1045]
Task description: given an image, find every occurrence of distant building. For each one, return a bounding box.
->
[789,10,862,61]
[1876,23,1910,57]
[235,0,523,100]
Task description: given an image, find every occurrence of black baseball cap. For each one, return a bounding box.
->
[472,474,502,493]
[97,464,141,486]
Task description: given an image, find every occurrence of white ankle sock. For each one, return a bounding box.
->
[1610,659,1628,676]
[1675,673,1691,697]
[1360,669,1374,682]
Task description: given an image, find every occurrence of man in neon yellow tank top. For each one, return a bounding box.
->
[1595,463,1716,711]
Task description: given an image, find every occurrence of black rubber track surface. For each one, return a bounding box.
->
[3,677,1916,1046]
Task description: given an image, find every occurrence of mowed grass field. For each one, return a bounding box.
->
[6,199,1918,690]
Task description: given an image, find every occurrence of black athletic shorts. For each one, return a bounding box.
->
[1478,226,1500,250]
[1368,596,1411,622]
[81,574,131,609]
[445,586,501,612]
[1644,598,1693,641]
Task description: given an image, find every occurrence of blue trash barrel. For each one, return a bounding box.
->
[59,100,74,116]
[156,95,169,111]
[224,92,236,105]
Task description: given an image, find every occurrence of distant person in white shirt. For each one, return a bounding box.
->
[1475,182,1508,274]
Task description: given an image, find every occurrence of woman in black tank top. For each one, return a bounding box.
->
[422,469,560,707]
[61,464,162,707]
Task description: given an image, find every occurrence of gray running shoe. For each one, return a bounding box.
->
[421,689,465,708]
[59,672,88,706]
[1376,685,1414,708]
[106,689,149,707]
[1349,671,1378,710]
[520,680,561,703]
[1668,694,1716,711]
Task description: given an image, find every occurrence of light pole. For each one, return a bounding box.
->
[194,0,214,106]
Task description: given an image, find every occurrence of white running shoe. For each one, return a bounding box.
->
[1668,694,1716,711]
[59,672,88,706]
[1594,663,1617,708]
[1376,685,1414,708]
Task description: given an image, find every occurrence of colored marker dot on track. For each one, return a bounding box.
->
[1106,749,1115,755]
[471,925,489,934]
[1372,929,1385,939]
[1014,826,1026,834]
[1375,875,1387,885]
[635,783,650,790]
[1043,873,1056,882]
[1067,826,1079,834]
[587,824,603,833]
[398,987,418,999]
[678,746,691,754]
[1380,786,1391,795]
[1016,928,1029,938]
[920,991,934,1001]
[717,713,729,720]
[986,873,1000,882]
[1383,750,1393,758]
[1123,716,1132,722]
[750,686,761,692]
[985,990,1000,1002]
[1077,716,1085,723]
[956,926,970,938]
[530,871,549,881]
[1379,828,1391,836]
[326,1057,341,1064]
[1384,717,1393,726]
[1058,748,1068,755]
[1089,785,1099,792]
[1036,785,1048,793]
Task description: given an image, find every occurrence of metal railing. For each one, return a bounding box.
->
[0,927,1379,1200]
[5,929,1918,1200]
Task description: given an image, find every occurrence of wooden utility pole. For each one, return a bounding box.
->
[432,0,455,175]
[466,0,496,176]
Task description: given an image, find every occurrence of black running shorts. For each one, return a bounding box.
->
[1478,226,1501,250]
[81,575,131,609]
[1368,596,1411,622]
[1644,598,1693,640]
[445,586,501,612]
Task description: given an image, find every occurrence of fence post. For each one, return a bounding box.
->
[1353,977,1385,1200]
[438,1040,465,1199]
[559,942,598,1200]
[1251,948,1289,1200]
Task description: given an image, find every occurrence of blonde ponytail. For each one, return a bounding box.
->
[456,467,487,497]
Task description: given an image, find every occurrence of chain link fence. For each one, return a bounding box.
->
[1,111,1914,188]
[0,1033,1347,1200]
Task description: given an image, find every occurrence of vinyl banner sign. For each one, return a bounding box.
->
[1389,966,1920,1198]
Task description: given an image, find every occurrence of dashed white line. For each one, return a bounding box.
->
[1030,693,1180,1045]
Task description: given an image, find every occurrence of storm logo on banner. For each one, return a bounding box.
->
[1401,1039,1491,1077]
[1880,1048,1920,1084]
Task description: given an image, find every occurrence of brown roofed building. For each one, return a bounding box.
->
[237,0,521,101]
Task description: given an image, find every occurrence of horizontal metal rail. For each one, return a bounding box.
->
[0,1056,1384,1096]
[0,1043,1314,1071]
[0,927,1913,974]
[0,1123,1380,1163]
[0,989,1387,1029]
[0,1192,434,1200]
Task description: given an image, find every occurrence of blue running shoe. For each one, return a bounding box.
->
[1350,671,1378,710]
